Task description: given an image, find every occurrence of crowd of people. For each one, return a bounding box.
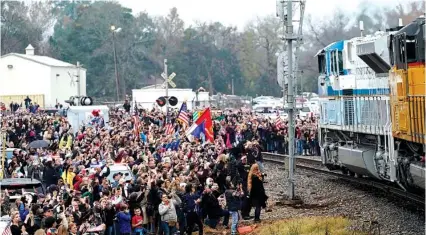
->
[0,101,318,235]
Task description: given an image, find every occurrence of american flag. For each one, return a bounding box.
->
[176,102,190,128]
[133,115,140,138]
[165,123,175,135]
[275,111,283,129]
[2,221,11,235]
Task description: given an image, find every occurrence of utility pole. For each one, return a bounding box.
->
[286,0,296,200]
[164,59,169,121]
[112,29,120,102]
[0,127,5,180]
[277,0,305,203]
[76,61,81,97]
[231,79,234,95]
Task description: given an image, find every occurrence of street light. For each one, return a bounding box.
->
[111,25,122,102]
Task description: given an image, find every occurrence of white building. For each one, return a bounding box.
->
[0,44,86,108]
[132,86,210,111]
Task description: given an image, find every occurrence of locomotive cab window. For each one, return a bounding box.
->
[406,38,416,63]
[338,51,344,75]
[388,35,394,66]
[330,51,335,74]
[394,35,407,70]
[318,54,326,74]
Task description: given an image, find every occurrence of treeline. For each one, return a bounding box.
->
[1,1,423,99]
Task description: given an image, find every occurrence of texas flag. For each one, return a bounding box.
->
[185,107,214,142]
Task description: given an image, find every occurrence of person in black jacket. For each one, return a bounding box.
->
[238,156,252,220]
[227,154,239,187]
[247,163,268,223]
[42,160,60,189]
[225,182,244,235]
[123,100,131,113]
[100,198,116,235]
[201,187,229,229]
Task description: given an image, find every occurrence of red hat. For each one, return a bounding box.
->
[92,110,100,117]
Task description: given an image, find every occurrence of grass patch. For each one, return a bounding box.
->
[255,216,366,235]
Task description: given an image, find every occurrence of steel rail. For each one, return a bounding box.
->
[262,153,425,206]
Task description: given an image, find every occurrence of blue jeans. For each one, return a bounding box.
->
[229,211,239,235]
[161,221,176,235]
[267,141,274,152]
[134,227,147,235]
[105,225,114,235]
[297,139,303,155]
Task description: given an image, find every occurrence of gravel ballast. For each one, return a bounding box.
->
[260,162,425,235]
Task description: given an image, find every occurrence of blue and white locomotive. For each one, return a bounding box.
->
[315,25,424,190]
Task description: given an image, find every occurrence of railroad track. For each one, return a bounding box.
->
[262,152,425,207]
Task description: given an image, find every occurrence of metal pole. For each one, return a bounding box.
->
[0,130,5,180]
[231,79,234,95]
[164,59,168,122]
[112,32,120,102]
[77,61,81,97]
[286,0,295,200]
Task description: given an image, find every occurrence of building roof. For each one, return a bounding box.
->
[25,44,34,50]
[1,53,86,69]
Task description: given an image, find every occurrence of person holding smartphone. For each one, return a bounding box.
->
[44,216,57,235]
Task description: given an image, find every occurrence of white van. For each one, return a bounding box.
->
[105,164,134,183]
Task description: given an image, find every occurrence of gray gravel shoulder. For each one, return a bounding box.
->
[262,162,425,235]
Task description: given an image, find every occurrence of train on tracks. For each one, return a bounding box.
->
[316,16,425,191]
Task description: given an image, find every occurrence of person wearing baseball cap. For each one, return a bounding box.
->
[111,172,123,188]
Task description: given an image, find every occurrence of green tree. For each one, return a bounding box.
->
[1,1,54,55]
[49,1,158,99]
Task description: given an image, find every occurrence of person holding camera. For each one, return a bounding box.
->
[158,193,181,235]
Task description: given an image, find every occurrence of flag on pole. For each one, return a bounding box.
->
[275,110,283,129]
[192,110,204,121]
[186,108,214,142]
[133,115,140,138]
[165,123,175,135]
[176,102,190,128]
[2,221,12,235]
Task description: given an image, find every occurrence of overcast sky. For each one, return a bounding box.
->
[119,0,404,29]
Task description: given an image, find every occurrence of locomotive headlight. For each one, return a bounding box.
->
[319,75,326,86]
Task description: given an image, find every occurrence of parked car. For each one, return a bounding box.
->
[0,178,44,201]
[298,106,313,119]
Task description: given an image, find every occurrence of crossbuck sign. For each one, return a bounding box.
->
[161,72,176,88]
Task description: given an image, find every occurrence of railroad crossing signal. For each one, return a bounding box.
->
[161,72,177,88]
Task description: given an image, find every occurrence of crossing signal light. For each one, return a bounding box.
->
[168,96,178,106]
[80,97,93,106]
[64,96,93,106]
[156,97,167,107]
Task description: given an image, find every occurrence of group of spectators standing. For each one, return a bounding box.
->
[0,104,277,235]
[0,100,319,235]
